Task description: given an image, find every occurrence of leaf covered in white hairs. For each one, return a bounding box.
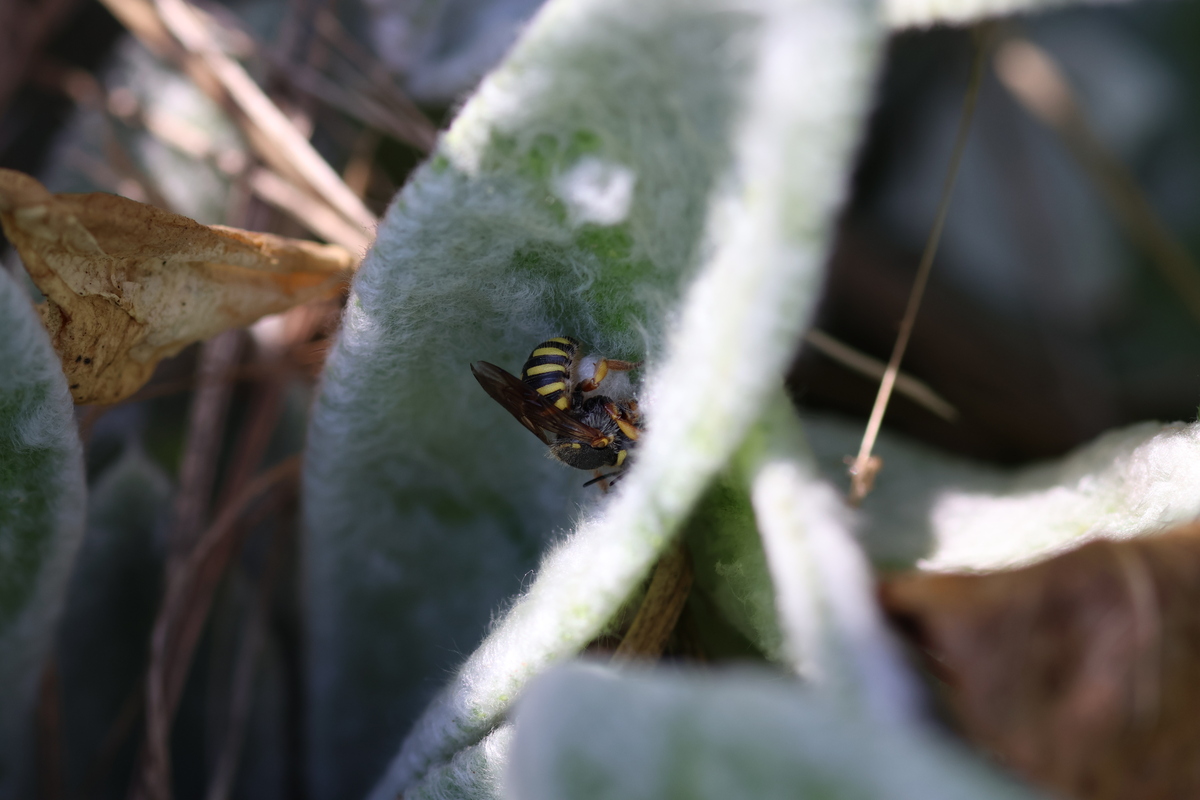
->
[305,0,881,795]
[805,414,1200,572]
[55,445,171,793]
[0,267,87,797]
[505,663,1045,800]
[743,394,920,724]
[882,0,1127,28]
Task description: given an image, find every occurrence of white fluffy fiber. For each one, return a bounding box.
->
[748,398,919,726]
[925,421,1200,571]
[0,267,87,800]
[505,663,1039,800]
[404,726,514,800]
[883,0,1122,27]
[803,414,1200,573]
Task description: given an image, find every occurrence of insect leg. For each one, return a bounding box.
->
[601,401,640,441]
[578,358,641,392]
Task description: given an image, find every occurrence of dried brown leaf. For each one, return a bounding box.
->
[611,540,694,664]
[0,169,355,404]
[882,520,1200,800]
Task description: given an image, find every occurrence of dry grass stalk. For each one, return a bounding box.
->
[36,659,64,800]
[82,678,146,798]
[203,524,287,800]
[281,62,435,153]
[97,0,378,236]
[994,36,1200,328]
[311,8,438,152]
[152,0,376,230]
[169,329,244,557]
[803,328,958,421]
[0,169,355,404]
[611,540,694,664]
[847,26,991,505]
[248,168,372,252]
[32,54,372,252]
[136,456,301,800]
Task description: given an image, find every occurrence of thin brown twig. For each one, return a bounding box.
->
[312,9,438,151]
[100,118,178,212]
[62,148,153,205]
[611,540,694,663]
[28,60,180,212]
[194,333,296,772]
[1110,544,1162,728]
[297,0,334,94]
[847,27,991,505]
[165,468,297,734]
[83,675,146,799]
[153,0,375,228]
[36,659,63,800]
[344,128,382,199]
[34,52,371,251]
[76,304,340,443]
[993,36,1200,328]
[281,62,436,153]
[169,329,244,560]
[75,359,281,443]
[312,10,395,92]
[248,168,373,252]
[135,456,301,800]
[137,326,245,800]
[205,0,437,155]
[204,523,288,800]
[212,306,316,516]
[97,0,377,234]
[803,329,958,421]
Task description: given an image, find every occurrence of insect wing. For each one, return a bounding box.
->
[471,361,609,445]
[471,361,552,443]
[535,404,615,445]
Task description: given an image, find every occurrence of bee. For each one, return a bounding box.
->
[471,337,641,482]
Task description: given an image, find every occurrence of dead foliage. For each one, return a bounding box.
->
[0,168,355,404]
[882,520,1200,800]
[612,540,694,664]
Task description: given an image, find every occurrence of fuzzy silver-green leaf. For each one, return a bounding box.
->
[0,267,86,797]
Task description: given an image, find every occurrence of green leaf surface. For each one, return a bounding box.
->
[306,0,881,795]
[743,395,918,722]
[0,267,86,797]
[304,4,754,793]
[506,663,1044,800]
[683,470,781,661]
[56,445,169,798]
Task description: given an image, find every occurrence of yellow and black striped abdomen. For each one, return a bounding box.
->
[521,336,579,411]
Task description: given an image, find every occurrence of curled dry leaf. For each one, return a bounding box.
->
[0,169,357,404]
[882,519,1200,800]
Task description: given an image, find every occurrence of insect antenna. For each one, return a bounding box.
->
[583,471,624,488]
